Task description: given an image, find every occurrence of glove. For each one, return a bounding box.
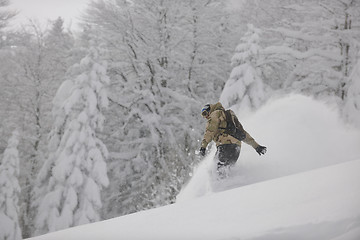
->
[255,145,267,155]
[199,147,206,156]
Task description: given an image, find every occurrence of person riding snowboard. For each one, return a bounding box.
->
[199,102,267,176]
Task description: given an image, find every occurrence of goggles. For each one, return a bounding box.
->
[201,104,210,118]
[201,110,209,118]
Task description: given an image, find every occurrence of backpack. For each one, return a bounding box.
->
[223,110,246,141]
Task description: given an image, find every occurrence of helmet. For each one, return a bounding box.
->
[201,104,211,118]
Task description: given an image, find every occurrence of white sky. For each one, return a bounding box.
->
[9,0,91,29]
[7,0,243,30]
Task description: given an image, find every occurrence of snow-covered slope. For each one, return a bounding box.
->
[29,159,360,240]
[28,94,360,240]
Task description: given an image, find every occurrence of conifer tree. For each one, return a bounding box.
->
[35,46,109,234]
[0,130,22,240]
[220,24,266,112]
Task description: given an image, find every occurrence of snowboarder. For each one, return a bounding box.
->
[199,102,267,177]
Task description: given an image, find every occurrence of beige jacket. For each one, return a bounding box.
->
[201,102,259,149]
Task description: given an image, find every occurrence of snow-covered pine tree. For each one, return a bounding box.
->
[0,130,22,240]
[35,46,110,235]
[33,78,74,231]
[344,52,360,128]
[220,24,266,112]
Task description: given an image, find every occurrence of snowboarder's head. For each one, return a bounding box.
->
[201,104,211,118]
[201,102,225,119]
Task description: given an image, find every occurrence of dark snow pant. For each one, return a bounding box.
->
[215,144,241,177]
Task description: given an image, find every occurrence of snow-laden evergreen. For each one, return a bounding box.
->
[35,46,110,234]
[0,130,22,240]
[220,24,266,112]
[33,79,74,228]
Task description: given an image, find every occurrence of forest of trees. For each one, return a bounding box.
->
[0,0,359,239]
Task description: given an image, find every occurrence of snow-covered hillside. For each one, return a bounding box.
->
[28,159,360,240]
[28,94,360,240]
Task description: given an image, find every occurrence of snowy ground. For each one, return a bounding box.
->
[29,94,360,240]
